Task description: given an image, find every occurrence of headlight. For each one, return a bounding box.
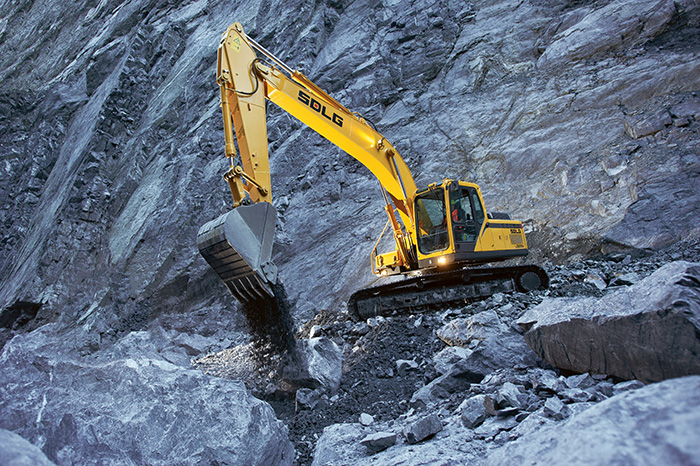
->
[437,256,447,265]
[381,269,389,276]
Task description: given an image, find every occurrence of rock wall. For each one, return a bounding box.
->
[1,0,699,323]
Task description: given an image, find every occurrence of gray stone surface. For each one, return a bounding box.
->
[410,363,483,407]
[296,388,322,410]
[624,111,672,139]
[437,310,542,374]
[536,0,677,69]
[309,344,698,466]
[404,414,443,444]
[518,261,700,383]
[0,428,57,466]
[474,416,519,440]
[281,337,343,391]
[459,395,488,429]
[360,431,397,454]
[396,358,419,376]
[484,376,700,466]
[605,169,700,249]
[438,310,507,347]
[304,256,700,465]
[311,423,368,466]
[543,396,567,421]
[0,326,293,466]
[510,411,553,439]
[433,346,471,375]
[612,380,646,396]
[497,382,525,410]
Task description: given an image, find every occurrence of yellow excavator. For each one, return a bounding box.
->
[197,23,548,328]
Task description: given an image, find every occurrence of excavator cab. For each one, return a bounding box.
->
[414,183,484,254]
[375,180,529,275]
[418,180,528,268]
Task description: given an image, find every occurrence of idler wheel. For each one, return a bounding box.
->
[518,271,542,291]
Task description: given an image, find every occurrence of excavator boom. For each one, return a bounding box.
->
[218,24,417,223]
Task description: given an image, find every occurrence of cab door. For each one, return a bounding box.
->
[448,185,485,252]
[415,188,450,256]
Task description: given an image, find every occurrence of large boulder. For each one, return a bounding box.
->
[437,310,542,375]
[517,262,700,383]
[0,428,57,466]
[484,376,700,465]
[0,326,294,466]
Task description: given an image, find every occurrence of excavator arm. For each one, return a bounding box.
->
[216,25,271,206]
[198,23,420,304]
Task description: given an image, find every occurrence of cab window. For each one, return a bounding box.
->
[449,187,484,242]
[415,190,449,254]
[471,191,485,224]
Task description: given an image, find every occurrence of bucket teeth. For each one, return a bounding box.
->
[197,203,278,302]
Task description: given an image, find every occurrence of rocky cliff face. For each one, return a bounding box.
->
[1,0,700,464]
[1,0,699,319]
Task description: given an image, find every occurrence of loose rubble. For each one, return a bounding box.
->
[277,245,700,465]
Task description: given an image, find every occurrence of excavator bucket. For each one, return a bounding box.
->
[197,203,279,303]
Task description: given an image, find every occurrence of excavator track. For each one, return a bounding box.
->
[348,265,549,320]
